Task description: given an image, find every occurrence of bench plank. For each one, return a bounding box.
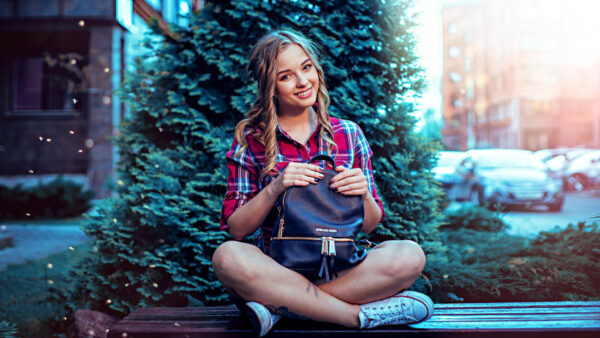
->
[108,301,600,337]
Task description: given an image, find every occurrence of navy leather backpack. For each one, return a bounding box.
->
[269,154,368,281]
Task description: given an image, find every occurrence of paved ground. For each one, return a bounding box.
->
[502,190,600,238]
[450,190,600,238]
[0,224,90,271]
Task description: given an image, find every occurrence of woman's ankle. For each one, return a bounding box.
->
[344,304,362,328]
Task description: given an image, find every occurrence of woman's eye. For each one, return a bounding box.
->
[280,75,289,81]
[303,64,312,70]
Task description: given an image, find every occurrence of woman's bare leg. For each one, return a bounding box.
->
[212,239,426,327]
[212,241,361,327]
[317,240,426,304]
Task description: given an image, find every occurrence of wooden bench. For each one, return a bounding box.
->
[108,301,600,337]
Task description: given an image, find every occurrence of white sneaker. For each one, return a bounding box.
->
[358,290,434,329]
[246,301,282,337]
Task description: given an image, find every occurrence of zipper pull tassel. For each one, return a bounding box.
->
[321,237,328,255]
[277,219,285,238]
[328,238,336,256]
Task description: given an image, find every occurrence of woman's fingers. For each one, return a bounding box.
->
[339,187,368,196]
[283,163,324,187]
[336,183,368,196]
[331,169,364,186]
[330,168,368,196]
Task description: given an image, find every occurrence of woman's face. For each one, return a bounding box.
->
[274,44,319,115]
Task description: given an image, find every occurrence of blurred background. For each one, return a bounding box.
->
[411,0,600,227]
[415,0,600,151]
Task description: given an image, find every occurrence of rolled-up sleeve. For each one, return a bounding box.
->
[219,137,260,230]
[353,124,386,222]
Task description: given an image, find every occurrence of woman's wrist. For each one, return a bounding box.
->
[362,190,371,201]
[267,176,284,197]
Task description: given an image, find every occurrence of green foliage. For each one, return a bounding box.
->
[69,0,444,317]
[0,176,95,220]
[521,222,600,299]
[433,208,600,302]
[0,321,18,338]
[441,205,508,232]
[0,242,93,337]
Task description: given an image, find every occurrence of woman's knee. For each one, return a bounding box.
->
[381,240,426,279]
[212,241,259,284]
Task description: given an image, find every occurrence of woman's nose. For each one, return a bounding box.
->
[296,73,308,87]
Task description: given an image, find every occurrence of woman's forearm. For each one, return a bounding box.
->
[361,192,382,234]
[226,182,282,240]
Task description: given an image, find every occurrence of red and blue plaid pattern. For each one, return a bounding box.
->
[220,117,385,250]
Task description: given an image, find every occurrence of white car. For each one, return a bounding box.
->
[454,149,565,211]
[565,149,600,191]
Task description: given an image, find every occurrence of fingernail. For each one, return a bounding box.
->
[314,178,320,183]
[319,174,324,178]
[329,183,335,188]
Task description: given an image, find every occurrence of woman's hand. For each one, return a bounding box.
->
[269,162,324,196]
[329,166,369,197]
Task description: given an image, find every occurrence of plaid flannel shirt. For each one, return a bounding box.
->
[220,117,385,252]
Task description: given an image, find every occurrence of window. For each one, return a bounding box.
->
[10,54,85,115]
[449,71,462,83]
[2,30,88,117]
[177,0,191,26]
[449,46,461,58]
[448,23,457,35]
[146,0,162,11]
[12,57,43,110]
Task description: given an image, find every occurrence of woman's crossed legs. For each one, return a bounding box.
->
[212,240,426,328]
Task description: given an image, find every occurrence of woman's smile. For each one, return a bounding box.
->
[295,87,313,99]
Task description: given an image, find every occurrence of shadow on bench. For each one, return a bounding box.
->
[108,301,600,337]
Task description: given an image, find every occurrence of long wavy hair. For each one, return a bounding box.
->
[235,30,336,178]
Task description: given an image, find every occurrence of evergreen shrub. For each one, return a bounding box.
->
[0,176,95,220]
[68,0,445,317]
[0,321,18,338]
[435,206,600,302]
[441,205,507,232]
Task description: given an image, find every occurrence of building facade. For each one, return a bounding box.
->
[0,0,198,197]
[441,0,600,151]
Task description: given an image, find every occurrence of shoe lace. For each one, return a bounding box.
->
[368,298,417,326]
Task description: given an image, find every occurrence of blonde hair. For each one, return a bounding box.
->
[235,30,336,178]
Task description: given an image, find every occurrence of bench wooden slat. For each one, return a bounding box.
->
[433,301,600,309]
[108,301,600,337]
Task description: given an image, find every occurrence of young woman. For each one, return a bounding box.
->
[212,30,434,336]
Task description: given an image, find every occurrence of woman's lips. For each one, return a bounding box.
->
[295,87,313,99]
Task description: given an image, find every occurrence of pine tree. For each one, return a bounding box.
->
[70,0,446,316]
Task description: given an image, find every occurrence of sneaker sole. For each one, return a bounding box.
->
[246,302,271,337]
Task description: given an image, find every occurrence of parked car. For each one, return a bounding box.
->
[534,148,593,191]
[533,147,591,163]
[433,151,470,200]
[564,149,600,191]
[453,149,565,211]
